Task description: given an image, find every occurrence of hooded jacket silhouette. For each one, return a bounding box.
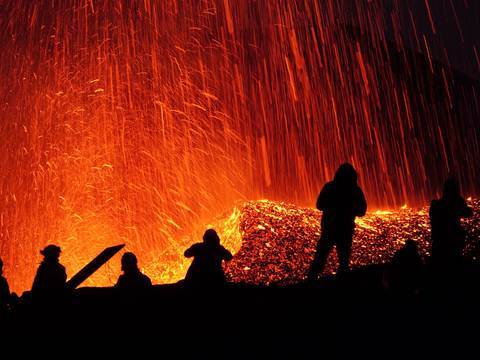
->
[308,163,367,279]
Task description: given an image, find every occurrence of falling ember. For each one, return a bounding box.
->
[0,1,479,292]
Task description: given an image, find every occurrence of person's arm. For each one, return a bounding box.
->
[222,247,233,261]
[316,183,331,211]
[184,244,198,258]
[460,199,473,218]
[354,187,367,217]
[141,273,153,287]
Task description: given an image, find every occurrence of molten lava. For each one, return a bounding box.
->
[225,199,480,285]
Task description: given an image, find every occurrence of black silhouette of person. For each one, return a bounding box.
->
[0,257,11,313]
[115,252,152,291]
[383,240,424,296]
[429,177,473,267]
[308,163,367,280]
[184,229,233,286]
[31,245,67,299]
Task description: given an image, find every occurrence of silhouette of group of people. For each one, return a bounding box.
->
[0,163,475,311]
[307,163,473,297]
[306,163,473,295]
[0,231,233,312]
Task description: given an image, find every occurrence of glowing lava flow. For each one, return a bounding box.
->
[225,199,480,285]
[0,1,479,292]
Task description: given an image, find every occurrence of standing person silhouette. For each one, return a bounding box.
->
[308,163,367,280]
[184,229,233,287]
[429,177,473,268]
[31,245,67,299]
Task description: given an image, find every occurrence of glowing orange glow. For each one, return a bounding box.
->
[225,199,480,285]
[0,1,478,293]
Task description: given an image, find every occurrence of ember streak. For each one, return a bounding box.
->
[225,199,480,285]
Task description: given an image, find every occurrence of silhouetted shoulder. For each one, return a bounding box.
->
[316,181,335,210]
[115,274,126,288]
[354,185,367,217]
[141,272,152,286]
[115,271,152,290]
[429,199,439,214]
[32,261,67,292]
[57,263,67,282]
[115,251,152,291]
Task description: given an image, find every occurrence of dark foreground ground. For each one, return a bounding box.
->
[2,263,480,359]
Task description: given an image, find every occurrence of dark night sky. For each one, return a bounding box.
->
[391,0,479,80]
[344,0,480,80]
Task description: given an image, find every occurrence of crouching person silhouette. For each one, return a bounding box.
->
[308,163,367,281]
[184,229,233,288]
[383,240,424,297]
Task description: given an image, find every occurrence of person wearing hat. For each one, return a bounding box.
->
[31,244,67,297]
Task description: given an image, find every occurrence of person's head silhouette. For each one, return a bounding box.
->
[0,257,3,276]
[334,162,358,187]
[443,176,460,198]
[203,229,220,246]
[40,245,61,262]
[121,252,139,273]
